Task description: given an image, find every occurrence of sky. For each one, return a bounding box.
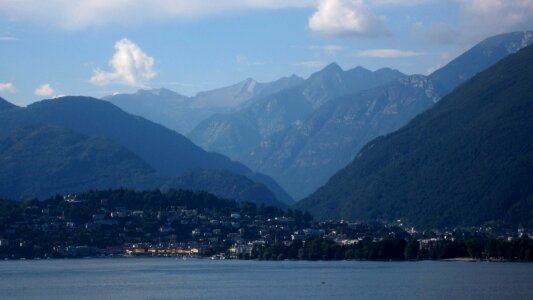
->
[1,0,533,106]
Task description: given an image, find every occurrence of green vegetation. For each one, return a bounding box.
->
[249,237,533,262]
[0,97,292,205]
[0,126,160,200]
[162,169,286,208]
[297,45,533,228]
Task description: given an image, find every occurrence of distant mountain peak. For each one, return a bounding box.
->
[430,31,533,93]
[136,87,186,98]
[479,30,533,53]
[352,65,369,72]
[307,62,344,83]
[322,62,343,72]
[0,96,18,111]
[374,67,403,74]
[289,74,303,80]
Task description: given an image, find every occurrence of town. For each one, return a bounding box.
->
[0,189,531,261]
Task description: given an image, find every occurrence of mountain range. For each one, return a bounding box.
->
[245,75,444,199]
[189,31,533,199]
[188,65,405,163]
[0,97,292,206]
[104,75,304,134]
[296,44,533,228]
[1,31,531,228]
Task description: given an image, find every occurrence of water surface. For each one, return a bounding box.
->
[1,258,532,299]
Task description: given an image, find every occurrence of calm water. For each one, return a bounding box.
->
[1,258,532,299]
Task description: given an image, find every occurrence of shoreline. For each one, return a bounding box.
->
[2,255,527,263]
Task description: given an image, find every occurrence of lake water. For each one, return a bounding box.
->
[1,258,532,299]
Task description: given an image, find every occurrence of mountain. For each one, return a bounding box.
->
[192,75,304,110]
[0,97,17,111]
[0,125,288,206]
[188,65,405,161]
[0,125,160,200]
[104,88,195,134]
[0,97,293,205]
[246,75,444,199]
[430,31,533,93]
[212,31,533,199]
[296,45,533,228]
[161,169,286,208]
[104,75,304,134]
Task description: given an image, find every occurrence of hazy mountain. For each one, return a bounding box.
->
[0,124,288,207]
[104,88,195,134]
[246,75,444,199]
[296,45,533,228]
[430,31,533,93]
[227,31,533,199]
[0,97,293,205]
[192,75,304,109]
[161,169,286,208]
[104,75,303,134]
[188,65,405,161]
[0,125,160,200]
[0,97,17,111]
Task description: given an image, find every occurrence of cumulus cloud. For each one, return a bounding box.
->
[0,82,16,93]
[34,84,55,97]
[0,0,313,29]
[356,48,426,58]
[309,0,389,38]
[90,38,156,86]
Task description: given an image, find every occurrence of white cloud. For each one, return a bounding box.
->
[370,0,429,5]
[310,44,346,55]
[293,60,327,68]
[309,0,389,38]
[35,84,55,97]
[90,38,156,86]
[236,55,268,66]
[0,36,17,41]
[0,82,16,93]
[356,48,426,58]
[0,0,314,29]
[457,0,533,36]
[420,1,533,45]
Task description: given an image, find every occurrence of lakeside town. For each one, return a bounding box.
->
[0,189,531,261]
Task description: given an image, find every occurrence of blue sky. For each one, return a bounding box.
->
[1,0,533,106]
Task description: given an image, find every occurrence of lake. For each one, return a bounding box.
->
[0,258,532,299]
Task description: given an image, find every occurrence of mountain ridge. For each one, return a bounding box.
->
[0,97,17,111]
[0,125,161,200]
[295,44,533,228]
[188,65,405,162]
[0,97,293,205]
[104,75,304,134]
